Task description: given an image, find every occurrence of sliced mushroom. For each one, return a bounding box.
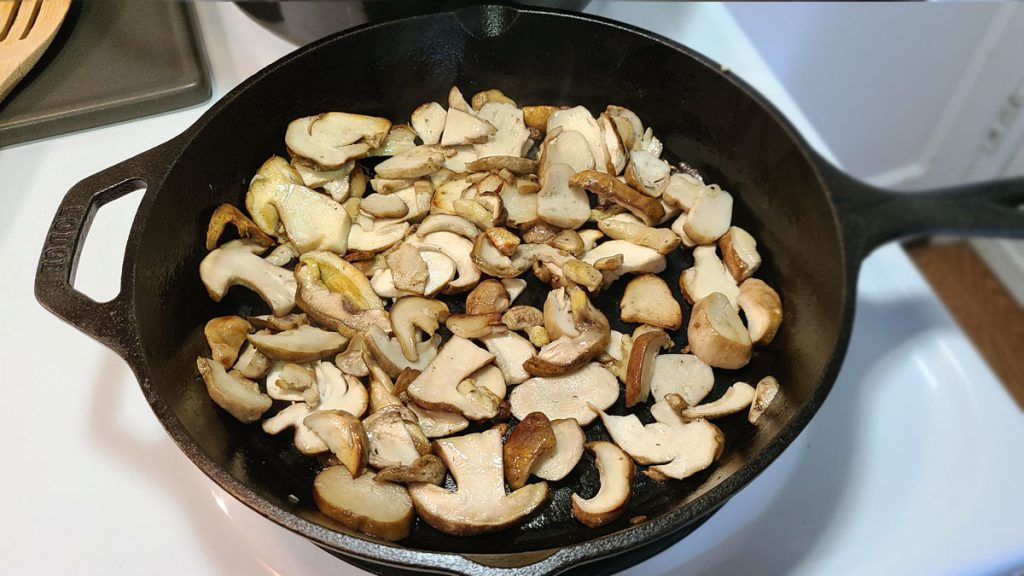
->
[718,226,761,283]
[371,250,457,299]
[469,364,507,400]
[293,160,354,197]
[315,361,369,416]
[748,376,780,424]
[502,305,544,331]
[294,251,389,335]
[547,106,609,175]
[530,418,585,481]
[245,156,302,237]
[523,105,559,131]
[389,297,449,362]
[304,410,369,477]
[650,354,714,406]
[500,178,540,229]
[335,334,369,377]
[481,330,535,386]
[624,329,672,407]
[619,274,681,331]
[624,150,670,197]
[441,107,497,146]
[362,405,429,469]
[247,313,308,332]
[538,163,590,230]
[384,243,428,295]
[688,292,752,370]
[598,396,724,480]
[580,240,666,286]
[264,242,299,266]
[247,324,347,363]
[445,312,505,339]
[266,361,317,402]
[314,466,414,541]
[635,127,663,157]
[406,231,481,293]
[578,229,604,252]
[454,197,503,230]
[200,239,297,316]
[196,357,272,423]
[205,203,274,251]
[571,441,633,528]
[603,330,627,362]
[473,101,530,159]
[233,343,272,379]
[411,101,447,145]
[285,113,390,169]
[510,363,618,426]
[539,128,595,184]
[483,227,520,257]
[205,316,252,368]
[408,428,548,536]
[470,88,516,110]
[662,172,703,211]
[442,145,478,173]
[681,382,755,420]
[448,85,471,112]
[504,412,557,490]
[370,177,416,195]
[597,113,628,174]
[523,287,610,377]
[679,245,740,308]
[597,218,680,255]
[737,278,783,346]
[376,454,447,486]
[361,193,410,219]
[364,325,440,378]
[502,278,528,304]
[406,336,500,420]
[263,403,327,453]
[347,215,410,253]
[684,184,733,245]
[416,214,479,239]
[543,287,580,340]
[569,170,664,226]
[368,124,418,157]
[467,156,538,175]
[562,259,603,292]
[374,145,446,179]
[469,234,532,279]
[406,401,469,438]
[605,105,644,150]
[465,279,511,315]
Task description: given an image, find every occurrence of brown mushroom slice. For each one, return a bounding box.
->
[719,226,761,283]
[447,85,471,112]
[407,231,481,293]
[368,124,418,157]
[370,177,416,195]
[408,428,548,536]
[481,331,535,386]
[295,254,390,337]
[538,163,590,230]
[571,441,634,528]
[245,156,302,237]
[547,106,610,175]
[624,150,670,197]
[383,243,427,294]
[205,203,274,250]
[580,240,666,286]
[688,292,752,370]
[389,297,449,363]
[579,229,604,252]
[473,101,531,158]
[247,313,308,332]
[468,364,507,400]
[314,466,413,542]
[523,287,611,377]
[562,259,603,292]
[504,412,557,490]
[624,329,672,407]
[510,363,619,426]
[416,214,480,239]
[196,357,272,423]
[467,156,538,175]
[304,410,369,477]
[204,316,252,368]
[650,354,714,406]
[234,343,272,379]
[247,324,347,362]
[748,376,781,424]
[679,245,740,307]
[446,313,505,339]
[569,170,664,226]
[370,251,457,299]
[361,193,410,219]
[441,107,497,146]
[364,325,440,378]
[597,218,680,255]
[523,105,559,131]
[684,184,733,245]
[374,145,446,179]
[411,101,446,145]
[470,88,516,110]
[274,182,352,254]
[393,183,432,223]
[620,275,682,330]
[406,401,469,438]
[737,278,783,346]
[670,213,697,249]
[376,454,447,486]
[200,240,297,316]
[363,405,428,470]
[406,336,500,421]
[465,279,511,315]
[484,227,520,257]
[285,113,390,169]
[531,418,585,482]
[681,382,756,420]
[502,305,544,331]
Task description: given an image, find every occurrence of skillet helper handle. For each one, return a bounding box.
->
[829,170,1024,260]
[34,143,173,359]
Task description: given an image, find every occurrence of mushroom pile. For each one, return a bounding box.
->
[196,87,784,541]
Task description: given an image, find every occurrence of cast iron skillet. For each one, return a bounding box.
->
[34,6,1024,576]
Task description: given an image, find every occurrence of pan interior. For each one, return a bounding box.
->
[130,7,847,557]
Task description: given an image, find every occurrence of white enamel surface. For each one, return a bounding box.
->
[4,3,1022,575]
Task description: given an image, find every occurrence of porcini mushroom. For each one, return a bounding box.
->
[650,354,715,406]
[530,418,585,481]
[681,382,756,420]
[624,329,673,407]
[314,466,413,541]
[411,102,446,145]
[441,107,497,146]
[719,226,761,283]
[679,245,740,307]
[687,292,752,370]
[571,441,633,528]
[199,239,297,317]
[737,278,783,346]
[683,184,733,245]
[205,316,252,368]
[406,336,501,421]
[304,410,369,477]
[285,112,390,169]
[569,170,665,226]
[510,363,619,426]
[503,412,557,490]
[523,287,611,377]
[620,275,682,330]
[247,324,348,362]
[196,357,272,423]
[748,376,780,424]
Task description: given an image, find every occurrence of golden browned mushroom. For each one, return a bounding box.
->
[620,275,682,330]
[687,292,752,370]
[719,226,762,283]
[465,279,512,315]
[503,412,557,490]
[569,170,665,226]
[571,441,634,527]
[524,286,611,377]
[205,316,252,368]
[304,410,369,477]
[624,329,673,407]
[205,203,275,250]
[314,466,414,541]
[737,278,783,346]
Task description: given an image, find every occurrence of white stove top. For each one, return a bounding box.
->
[3,3,1022,575]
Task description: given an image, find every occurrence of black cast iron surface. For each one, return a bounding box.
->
[34,5,1024,576]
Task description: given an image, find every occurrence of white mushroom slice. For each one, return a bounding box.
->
[406,336,499,420]
[442,145,478,173]
[604,330,626,362]
[469,364,506,400]
[406,402,469,438]
[247,325,348,363]
[571,170,665,226]
[411,102,447,145]
[671,213,698,248]
[347,216,410,253]
[480,331,535,386]
[544,287,580,340]
[370,177,416,194]
[598,113,627,174]
[510,363,618,426]
[748,376,780,424]
[663,173,703,211]
[530,418,585,482]
[264,242,299,266]
[200,239,297,316]
[374,145,446,179]
[393,183,432,223]
[314,466,414,542]
[265,361,311,401]
[389,297,449,362]
[204,316,251,368]
[502,278,527,304]
[363,405,426,469]
[537,163,589,229]
[262,403,328,454]
[294,251,389,336]
[580,240,666,286]
[416,214,479,239]
[605,105,644,150]
[474,101,531,158]
[719,226,762,283]
[688,292,752,370]
[599,397,723,481]
[523,287,610,377]
[737,278,783,346]
[304,410,369,477]
[658,196,682,225]
[651,354,714,406]
[246,156,303,237]
[620,274,682,330]
[408,428,548,536]
[364,325,440,378]
[196,357,272,423]
[578,229,604,252]
[384,243,427,294]
[368,124,418,157]
[684,184,733,245]
[448,86,471,112]
[598,215,680,255]
[441,107,497,146]
[500,178,540,229]
[635,127,663,157]
[285,113,390,169]
[370,251,457,298]
[445,312,505,339]
[233,343,272,379]
[547,106,609,174]
[571,441,633,528]
[539,129,594,183]
[360,193,410,219]
[680,245,740,308]
[315,361,369,417]
[406,231,481,293]
[293,160,356,202]
[334,334,368,377]
[624,150,670,197]
[682,382,756,420]
[272,182,351,254]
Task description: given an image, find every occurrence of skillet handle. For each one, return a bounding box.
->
[34,142,176,360]
[826,167,1024,262]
